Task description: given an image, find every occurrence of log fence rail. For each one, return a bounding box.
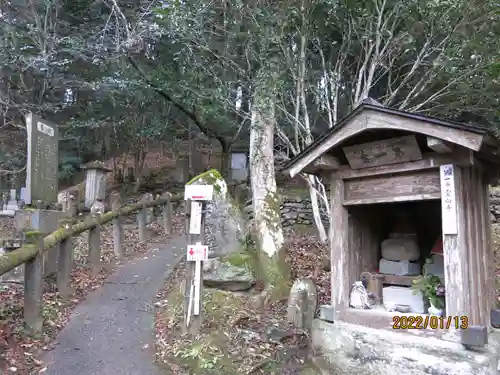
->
[0,191,182,334]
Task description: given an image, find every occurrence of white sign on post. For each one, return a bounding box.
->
[186,242,208,261]
[189,201,203,234]
[440,164,458,235]
[184,184,214,201]
[186,242,208,316]
[184,184,213,324]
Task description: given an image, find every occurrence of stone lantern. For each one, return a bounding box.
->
[81,161,112,209]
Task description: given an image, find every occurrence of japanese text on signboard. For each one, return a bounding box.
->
[440,164,458,235]
[442,165,453,212]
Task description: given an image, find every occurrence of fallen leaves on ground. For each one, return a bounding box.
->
[155,228,327,375]
[285,228,330,305]
[0,206,185,375]
[155,267,312,375]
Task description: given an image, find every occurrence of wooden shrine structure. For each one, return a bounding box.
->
[283,99,500,333]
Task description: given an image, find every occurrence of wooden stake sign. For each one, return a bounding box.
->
[186,242,208,317]
[183,184,213,334]
[189,201,203,234]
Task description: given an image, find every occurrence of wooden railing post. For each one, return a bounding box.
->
[88,201,104,276]
[144,192,154,224]
[137,194,148,241]
[24,232,44,334]
[57,199,77,299]
[162,192,172,235]
[110,192,124,259]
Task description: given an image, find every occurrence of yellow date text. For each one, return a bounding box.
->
[392,315,468,330]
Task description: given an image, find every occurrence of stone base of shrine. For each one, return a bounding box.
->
[311,318,500,375]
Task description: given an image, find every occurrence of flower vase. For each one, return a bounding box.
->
[428,301,444,316]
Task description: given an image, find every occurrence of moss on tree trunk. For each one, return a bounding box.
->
[257,247,291,300]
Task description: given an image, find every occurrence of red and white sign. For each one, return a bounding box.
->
[186,243,208,262]
[184,184,214,201]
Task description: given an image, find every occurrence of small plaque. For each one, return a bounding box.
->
[184,185,214,201]
[186,243,208,262]
[189,201,202,234]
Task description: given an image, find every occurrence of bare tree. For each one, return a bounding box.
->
[275,0,498,243]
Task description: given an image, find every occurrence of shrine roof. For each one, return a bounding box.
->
[283,99,500,178]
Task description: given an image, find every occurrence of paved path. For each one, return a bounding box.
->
[41,236,186,375]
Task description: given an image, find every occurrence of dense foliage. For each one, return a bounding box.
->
[0,0,498,179]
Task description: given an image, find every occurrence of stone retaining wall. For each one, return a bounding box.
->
[244,195,328,228]
[244,187,500,227]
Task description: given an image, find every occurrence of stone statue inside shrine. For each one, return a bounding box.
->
[379,211,421,275]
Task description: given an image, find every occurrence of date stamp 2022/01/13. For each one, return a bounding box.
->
[392,315,469,330]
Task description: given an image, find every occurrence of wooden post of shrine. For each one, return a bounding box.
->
[183,184,214,335]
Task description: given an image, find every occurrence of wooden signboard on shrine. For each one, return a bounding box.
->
[342,135,423,169]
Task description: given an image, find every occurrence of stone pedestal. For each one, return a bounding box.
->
[6,189,19,211]
[81,162,112,209]
[311,319,500,375]
[14,209,67,276]
[0,238,24,282]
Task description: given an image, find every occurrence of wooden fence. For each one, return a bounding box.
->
[0,192,183,334]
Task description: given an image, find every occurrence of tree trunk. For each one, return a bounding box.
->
[306,175,328,243]
[133,147,146,193]
[249,83,290,300]
[220,141,231,179]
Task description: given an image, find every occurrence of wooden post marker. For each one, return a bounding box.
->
[183,184,213,334]
[110,192,124,259]
[186,242,208,318]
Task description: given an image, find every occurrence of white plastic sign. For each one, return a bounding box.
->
[189,201,202,234]
[184,185,214,201]
[186,243,208,262]
[186,242,207,316]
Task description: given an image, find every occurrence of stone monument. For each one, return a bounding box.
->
[24,113,59,205]
[5,189,19,212]
[229,151,248,183]
[174,156,190,183]
[81,161,112,209]
[16,113,63,275]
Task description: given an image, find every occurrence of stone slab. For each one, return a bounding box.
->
[311,319,500,375]
[491,309,500,328]
[379,258,420,276]
[14,209,66,233]
[383,286,425,313]
[318,305,335,323]
[25,113,59,205]
[461,325,488,347]
[14,209,66,276]
[423,254,445,279]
